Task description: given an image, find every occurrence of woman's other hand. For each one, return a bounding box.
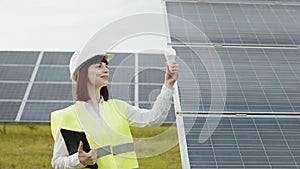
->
[164,61,179,89]
[77,141,97,166]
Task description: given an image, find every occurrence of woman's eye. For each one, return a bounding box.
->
[96,63,108,68]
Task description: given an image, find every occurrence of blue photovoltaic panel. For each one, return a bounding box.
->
[166,1,300,45]
[182,115,300,168]
[35,67,71,82]
[108,53,135,66]
[109,67,135,83]
[0,51,177,123]
[138,68,165,83]
[28,83,73,101]
[21,102,73,122]
[0,66,34,81]
[175,46,300,113]
[139,84,163,102]
[139,53,165,67]
[0,51,39,122]
[108,83,135,102]
[107,53,136,103]
[0,102,22,121]
[167,1,300,169]
[0,83,28,100]
[203,0,300,2]
[0,51,39,64]
[15,51,74,122]
[138,53,176,122]
[40,52,73,65]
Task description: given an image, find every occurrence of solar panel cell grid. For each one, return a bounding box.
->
[28,83,73,100]
[0,66,34,81]
[0,51,39,64]
[0,102,21,121]
[182,116,300,168]
[0,51,178,123]
[175,46,300,113]
[40,52,73,65]
[108,84,135,102]
[138,53,165,67]
[35,67,71,82]
[109,67,135,83]
[138,69,165,83]
[21,102,73,122]
[166,2,300,45]
[107,53,134,66]
[139,84,163,102]
[0,83,28,99]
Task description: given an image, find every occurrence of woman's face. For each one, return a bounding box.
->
[87,61,109,88]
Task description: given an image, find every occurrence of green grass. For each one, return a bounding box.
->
[0,124,181,169]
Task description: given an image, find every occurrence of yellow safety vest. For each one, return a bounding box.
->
[51,100,139,169]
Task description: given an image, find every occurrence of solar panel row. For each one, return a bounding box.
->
[0,52,74,122]
[166,0,300,168]
[167,1,300,45]
[0,51,176,123]
[175,46,300,113]
[180,115,300,168]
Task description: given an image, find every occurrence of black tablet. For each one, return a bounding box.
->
[60,128,98,169]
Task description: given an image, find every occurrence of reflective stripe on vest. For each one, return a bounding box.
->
[96,145,111,158]
[51,100,139,169]
[112,142,135,155]
[96,143,135,158]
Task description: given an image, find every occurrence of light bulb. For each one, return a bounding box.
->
[164,47,176,69]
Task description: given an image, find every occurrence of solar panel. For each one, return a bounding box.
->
[178,115,300,168]
[166,1,300,168]
[138,68,165,83]
[12,52,75,122]
[174,46,300,113]
[28,83,73,100]
[35,67,71,82]
[40,52,73,65]
[0,51,40,122]
[0,51,177,123]
[108,83,135,102]
[138,53,176,122]
[0,51,38,64]
[0,66,34,81]
[0,83,28,99]
[21,102,73,122]
[108,53,135,66]
[110,52,176,123]
[109,67,135,83]
[166,1,300,45]
[0,102,21,122]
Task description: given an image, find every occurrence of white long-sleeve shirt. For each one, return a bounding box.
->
[51,85,173,169]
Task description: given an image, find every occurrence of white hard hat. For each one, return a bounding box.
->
[69,51,114,82]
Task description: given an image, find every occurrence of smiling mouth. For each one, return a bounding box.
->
[100,75,109,79]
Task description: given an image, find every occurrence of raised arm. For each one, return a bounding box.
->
[126,61,179,127]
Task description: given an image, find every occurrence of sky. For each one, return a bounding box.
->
[0,0,168,52]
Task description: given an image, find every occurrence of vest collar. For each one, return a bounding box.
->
[74,101,111,148]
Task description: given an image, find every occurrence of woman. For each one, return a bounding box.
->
[51,53,179,169]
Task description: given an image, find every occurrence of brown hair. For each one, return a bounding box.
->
[75,56,109,101]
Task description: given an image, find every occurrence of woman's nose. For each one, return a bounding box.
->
[103,63,109,72]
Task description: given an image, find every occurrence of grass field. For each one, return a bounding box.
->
[0,124,181,169]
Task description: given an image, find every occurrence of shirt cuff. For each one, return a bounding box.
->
[162,84,174,98]
[70,152,86,168]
